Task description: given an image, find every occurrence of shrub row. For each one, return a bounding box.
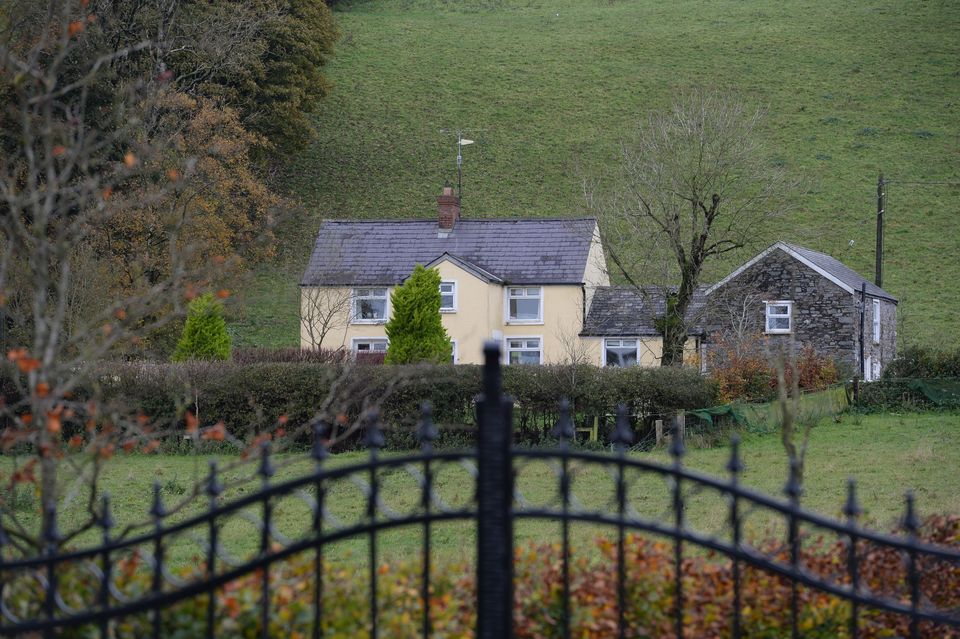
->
[883,345,960,379]
[3,361,718,450]
[11,516,958,638]
[856,378,960,411]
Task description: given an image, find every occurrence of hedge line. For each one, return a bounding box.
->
[2,361,718,449]
[883,345,960,379]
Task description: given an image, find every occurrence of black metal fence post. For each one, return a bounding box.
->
[476,341,514,639]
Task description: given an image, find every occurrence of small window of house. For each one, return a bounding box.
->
[873,298,881,344]
[507,287,542,323]
[450,339,458,364]
[604,338,639,367]
[765,301,792,334]
[352,338,387,353]
[506,337,542,364]
[440,281,457,312]
[352,288,388,323]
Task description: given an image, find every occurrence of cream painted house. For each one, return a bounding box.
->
[300,185,655,366]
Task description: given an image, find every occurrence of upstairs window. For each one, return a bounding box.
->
[506,337,542,365]
[352,288,388,323]
[604,338,639,367]
[765,301,792,334]
[507,287,542,323]
[440,281,457,312]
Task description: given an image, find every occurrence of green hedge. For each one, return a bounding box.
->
[883,345,960,379]
[2,361,718,449]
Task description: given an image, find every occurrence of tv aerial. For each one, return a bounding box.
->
[440,128,487,199]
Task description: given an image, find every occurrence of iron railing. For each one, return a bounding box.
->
[0,342,958,638]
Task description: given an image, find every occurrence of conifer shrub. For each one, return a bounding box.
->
[384,265,452,365]
[172,293,231,362]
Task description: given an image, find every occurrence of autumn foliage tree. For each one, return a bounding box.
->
[0,0,338,553]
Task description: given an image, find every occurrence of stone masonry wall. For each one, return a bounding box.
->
[703,248,858,371]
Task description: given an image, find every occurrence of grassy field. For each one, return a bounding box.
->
[9,411,959,568]
[235,0,960,348]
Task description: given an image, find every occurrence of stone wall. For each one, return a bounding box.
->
[703,248,858,370]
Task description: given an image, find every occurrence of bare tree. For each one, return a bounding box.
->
[300,287,353,350]
[587,89,796,365]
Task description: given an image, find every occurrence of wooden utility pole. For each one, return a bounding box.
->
[875,172,885,287]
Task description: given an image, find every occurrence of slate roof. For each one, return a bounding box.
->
[704,242,898,302]
[781,243,898,302]
[582,286,708,337]
[301,218,598,286]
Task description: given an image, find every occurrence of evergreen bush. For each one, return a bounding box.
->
[172,294,231,362]
[384,265,452,364]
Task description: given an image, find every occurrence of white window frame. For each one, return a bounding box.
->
[440,281,457,313]
[504,336,543,365]
[450,339,458,364]
[764,300,793,334]
[350,337,388,353]
[504,286,543,325]
[602,337,641,367]
[351,287,389,325]
[873,298,881,344]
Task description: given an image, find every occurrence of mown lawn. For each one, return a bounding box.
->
[5,411,958,569]
[238,0,960,348]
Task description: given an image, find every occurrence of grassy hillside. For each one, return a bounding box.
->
[234,0,960,349]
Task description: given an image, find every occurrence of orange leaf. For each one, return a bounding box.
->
[142,440,160,454]
[35,382,50,398]
[99,444,115,459]
[67,20,84,37]
[123,151,136,168]
[185,410,198,433]
[166,168,180,181]
[68,435,83,448]
[122,440,136,453]
[114,308,127,320]
[46,412,61,434]
[277,414,289,426]
[17,358,40,373]
[101,186,113,200]
[216,289,230,299]
[52,145,66,157]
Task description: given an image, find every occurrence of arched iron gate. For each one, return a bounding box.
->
[1,343,958,638]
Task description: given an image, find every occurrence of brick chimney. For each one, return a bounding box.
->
[437,184,460,231]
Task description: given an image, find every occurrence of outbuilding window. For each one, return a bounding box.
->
[873,298,881,344]
[604,338,639,367]
[765,301,793,334]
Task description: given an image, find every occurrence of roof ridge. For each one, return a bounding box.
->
[319,217,597,224]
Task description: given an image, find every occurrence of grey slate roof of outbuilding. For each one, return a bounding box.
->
[781,243,898,302]
[301,218,598,286]
[582,286,708,337]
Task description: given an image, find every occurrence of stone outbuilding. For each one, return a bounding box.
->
[701,242,897,380]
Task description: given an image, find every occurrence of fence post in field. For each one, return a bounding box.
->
[655,419,664,446]
[476,341,514,639]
